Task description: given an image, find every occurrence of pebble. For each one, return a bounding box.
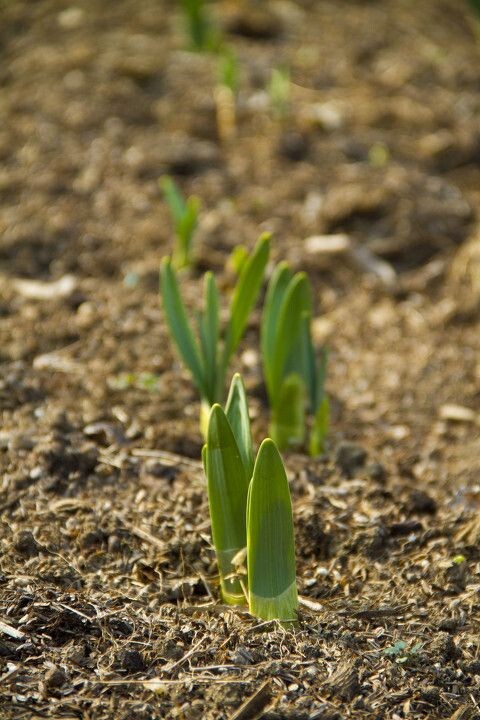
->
[119,649,146,673]
[57,7,84,29]
[409,490,437,515]
[365,461,387,482]
[305,234,351,255]
[439,404,477,423]
[13,530,39,556]
[44,666,68,690]
[335,442,367,478]
[277,131,309,162]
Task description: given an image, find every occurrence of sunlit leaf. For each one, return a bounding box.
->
[160,257,207,398]
[309,395,330,457]
[247,439,297,622]
[261,261,293,398]
[205,405,249,604]
[224,233,270,363]
[269,272,311,409]
[270,374,306,450]
[225,373,254,478]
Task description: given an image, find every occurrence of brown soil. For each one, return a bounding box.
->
[1,1,480,718]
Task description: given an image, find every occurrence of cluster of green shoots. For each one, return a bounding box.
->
[262,263,329,454]
[160,175,329,623]
[160,230,329,454]
[177,1,291,139]
[160,177,200,270]
[203,375,297,621]
[160,233,270,436]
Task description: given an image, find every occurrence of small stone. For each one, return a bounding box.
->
[305,234,351,255]
[45,666,68,690]
[144,460,177,481]
[230,647,254,665]
[365,461,387,482]
[224,6,282,39]
[335,442,367,478]
[107,534,122,553]
[438,618,459,633]
[461,661,480,675]
[57,7,84,29]
[13,531,39,556]
[108,618,133,637]
[119,648,146,673]
[439,404,476,423]
[409,490,437,514]
[431,633,462,662]
[278,131,309,162]
[9,434,35,451]
[389,520,423,537]
[420,686,440,704]
[80,529,106,549]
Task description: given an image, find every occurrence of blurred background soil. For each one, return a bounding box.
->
[1,1,480,718]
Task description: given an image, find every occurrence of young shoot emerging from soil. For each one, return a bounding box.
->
[160,175,200,270]
[160,233,270,437]
[261,261,329,455]
[202,374,298,622]
[178,0,220,52]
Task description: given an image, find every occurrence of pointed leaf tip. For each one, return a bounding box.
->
[247,438,297,621]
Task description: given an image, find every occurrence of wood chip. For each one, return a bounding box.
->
[305,234,351,255]
[439,404,477,423]
[229,681,273,720]
[12,274,77,300]
[0,620,25,640]
[348,245,397,287]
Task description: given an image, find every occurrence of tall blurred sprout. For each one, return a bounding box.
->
[215,49,239,142]
[160,233,270,436]
[218,49,239,94]
[179,0,219,51]
[160,176,200,270]
[468,0,480,16]
[261,262,329,454]
[268,66,291,120]
[203,375,298,621]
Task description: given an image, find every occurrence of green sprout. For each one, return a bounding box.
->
[109,371,161,392]
[203,374,297,621]
[383,640,423,664]
[215,49,239,142]
[160,176,200,270]
[468,0,480,17]
[179,0,219,52]
[261,262,329,454]
[247,438,298,622]
[218,49,239,95]
[268,66,291,120]
[227,244,248,276]
[467,0,480,41]
[160,233,270,437]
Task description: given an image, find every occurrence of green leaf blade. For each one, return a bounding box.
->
[261,261,293,399]
[160,257,207,400]
[176,196,200,267]
[224,232,270,364]
[269,373,306,450]
[206,405,249,604]
[199,272,220,404]
[225,373,254,478]
[269,272,312,404]
[160,176,186,225]
[309,395,330,457]
[247,438,297,622]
